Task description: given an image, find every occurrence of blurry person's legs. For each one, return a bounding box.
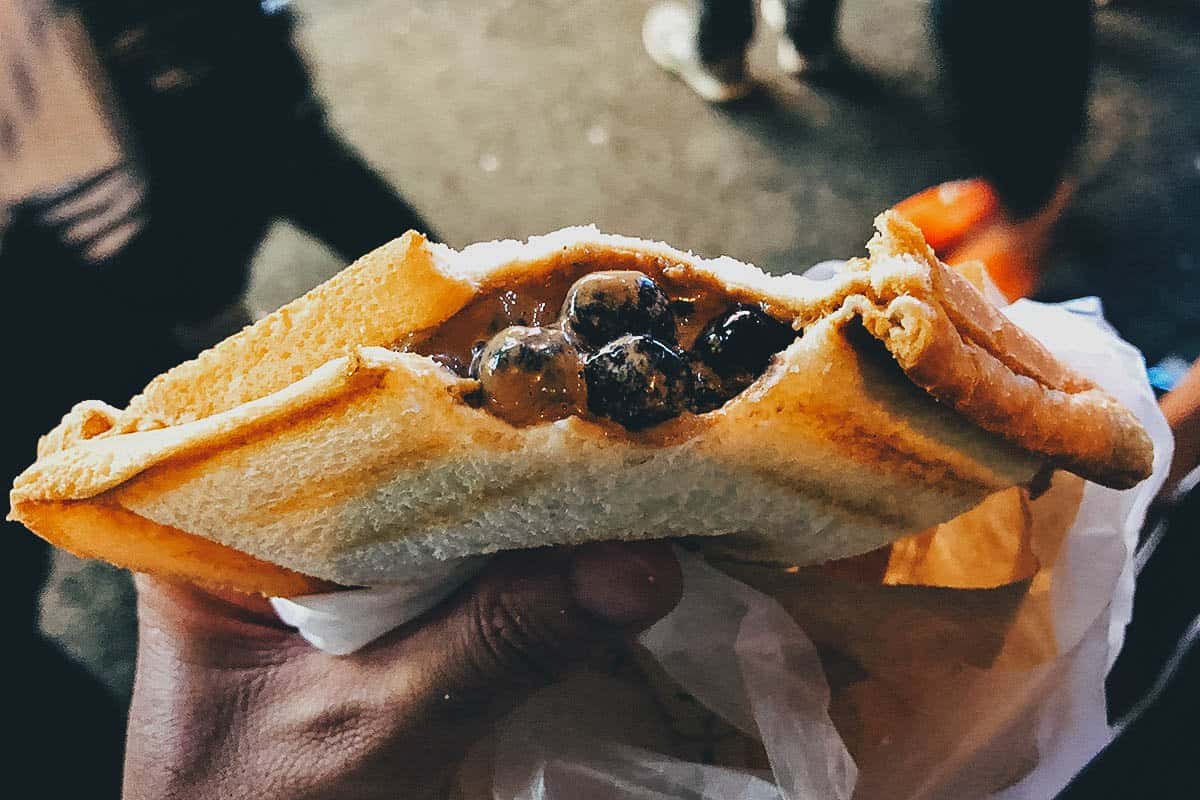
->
[934,0,1092,220]
[275,115,441,253]
[695,0,756,65]
[900,0,1092,300]
[188,2,441,255]
[761,0,843,75]
[643,0,754,103]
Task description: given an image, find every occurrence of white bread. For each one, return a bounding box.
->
[8,213,1154,594]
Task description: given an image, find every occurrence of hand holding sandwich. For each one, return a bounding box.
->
[123,541,681,800]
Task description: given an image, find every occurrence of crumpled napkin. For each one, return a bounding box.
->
[270,556,486,655]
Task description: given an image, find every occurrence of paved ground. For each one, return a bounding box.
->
[38,0,1200,713]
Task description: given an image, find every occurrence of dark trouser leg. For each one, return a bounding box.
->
[696,0,755,64]
[931,0,1093,220]
[274,118,441,254]
[782,0,842,55]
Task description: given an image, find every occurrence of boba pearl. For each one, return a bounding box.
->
[477,326,587,424]
[561,270,676,349]
[584,334,691,430]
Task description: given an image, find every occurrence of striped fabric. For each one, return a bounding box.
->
[21,161,146,264]
[0,1,145,266]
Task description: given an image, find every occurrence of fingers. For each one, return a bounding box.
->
[368,541,681,725]
[135,574,279,621]
[133,574,307,669]
[571,541,682,625]
[127,544,682,798]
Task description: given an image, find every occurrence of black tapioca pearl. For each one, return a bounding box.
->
[477,326,587,425]
[691,305,797,381]
[562,271,676,349]
[584,334,691,430]
[685,358,734,414]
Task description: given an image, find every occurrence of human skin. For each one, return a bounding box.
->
[1159,359,1200,499]
[122,541,682,800]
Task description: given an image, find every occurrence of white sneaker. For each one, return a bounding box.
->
[775,37,840,77]
[760,0,839,77]
[760,0,789,35]
[642,2,753,103]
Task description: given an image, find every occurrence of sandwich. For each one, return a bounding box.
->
[7,212,1154,597]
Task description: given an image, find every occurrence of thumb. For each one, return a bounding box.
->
[370,541,682,726]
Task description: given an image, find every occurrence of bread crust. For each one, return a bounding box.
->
[8,213,1153,594]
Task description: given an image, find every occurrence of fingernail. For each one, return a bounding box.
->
[569,541,682,628]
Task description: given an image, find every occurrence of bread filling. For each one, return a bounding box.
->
[400,258,801,429]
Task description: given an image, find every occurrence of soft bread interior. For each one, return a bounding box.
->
[16,324,1043,587]
[8,214,1153,594]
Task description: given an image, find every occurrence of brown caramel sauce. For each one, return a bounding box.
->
[402,253,757,369]
[397,250,788,427]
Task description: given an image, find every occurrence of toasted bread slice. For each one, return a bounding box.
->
[8,213,1153,594]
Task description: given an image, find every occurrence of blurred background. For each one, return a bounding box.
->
[5,0,1198,796]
